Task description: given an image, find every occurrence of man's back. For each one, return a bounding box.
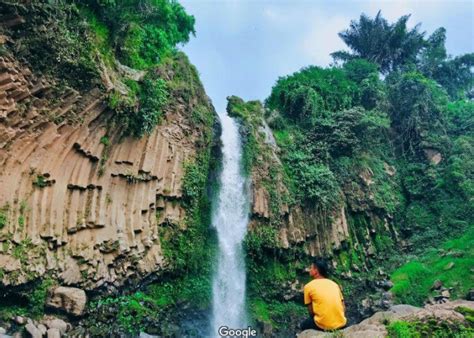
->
[304,278,347,330]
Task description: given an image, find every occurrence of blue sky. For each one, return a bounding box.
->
[180,0,474,113]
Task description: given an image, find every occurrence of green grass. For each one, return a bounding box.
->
[387,319,473,337]
[391,227,474,306]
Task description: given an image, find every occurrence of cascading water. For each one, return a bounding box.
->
[210,112,250,337]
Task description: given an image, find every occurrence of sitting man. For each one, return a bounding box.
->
[300,258,347,332]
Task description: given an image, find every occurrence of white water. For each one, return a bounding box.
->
[210,113,250,336]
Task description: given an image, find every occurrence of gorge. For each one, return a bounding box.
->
[0,1,473,337]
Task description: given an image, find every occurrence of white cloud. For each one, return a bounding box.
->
[301,15,350,66]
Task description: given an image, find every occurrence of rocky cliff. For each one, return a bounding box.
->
[227,96,398,274]
[228,40,472,334]
[0,1,217,293]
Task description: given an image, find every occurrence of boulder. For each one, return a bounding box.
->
[25,323,42,338]
[297,301,473,338]
[46,328,61,338]
[377,280,393,291]
[13,316,26,325]
[43,317,70,334]
[46,286,86,316]
[37,324,47,336]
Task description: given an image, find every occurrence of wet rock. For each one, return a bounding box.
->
[14,316,26,325]
[431,279,443,290]
[360,298,374,317]
[0,327,6,334]
[382,291,393,301]
[25,323,42,338]
[46,286,87,316]
[379,292,394,310]
[377,279,393,290]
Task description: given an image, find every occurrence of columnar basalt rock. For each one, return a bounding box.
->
[0,52,213,290]
[227,96,400,269]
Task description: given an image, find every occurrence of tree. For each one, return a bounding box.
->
[387,72,449,157]
[332,11,425,73]
[418,28,474,98]
[80,0,196,69]
[265,66,357,124]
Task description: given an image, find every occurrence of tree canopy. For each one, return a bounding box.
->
[331,11,425,73]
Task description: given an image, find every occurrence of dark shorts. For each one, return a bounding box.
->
[300,317,324,331]
[300,317,346,332]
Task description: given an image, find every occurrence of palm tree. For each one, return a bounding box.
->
[332,11,425,74]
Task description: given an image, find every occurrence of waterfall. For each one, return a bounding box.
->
[210,113,250,336]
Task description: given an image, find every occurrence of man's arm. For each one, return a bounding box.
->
[304,285,314,316]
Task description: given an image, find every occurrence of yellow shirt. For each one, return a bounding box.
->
[304,278,347,330]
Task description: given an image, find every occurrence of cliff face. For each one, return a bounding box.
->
[0,4,216,291]
[247,118,355,258]
[228,97,397,267]
[227,95,403,334]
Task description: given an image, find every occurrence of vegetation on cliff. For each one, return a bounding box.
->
[232,11,473,334]
[0,0,196,137]
[1,0,219,335]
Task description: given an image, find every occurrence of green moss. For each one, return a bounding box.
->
[99,136,110,146]
[387,319,473,337]
[33,175,47,188]
[391,227,474,305]
[18,215,25,228]
[160,152,216,280]
[98,135,111,177]
[0,204,9,229]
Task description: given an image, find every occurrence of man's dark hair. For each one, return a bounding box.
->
[312,258,329,277]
